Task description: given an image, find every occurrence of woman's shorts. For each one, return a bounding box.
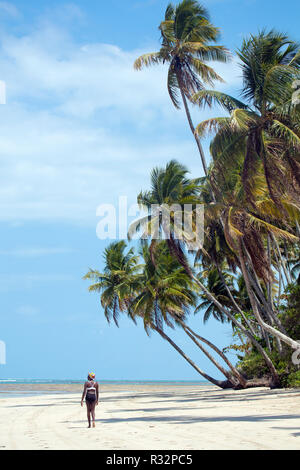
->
[86,393,96,403]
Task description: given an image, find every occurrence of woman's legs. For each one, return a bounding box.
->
[90,401,96,427]
[86,401,92,427]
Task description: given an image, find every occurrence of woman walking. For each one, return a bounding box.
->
[81,372,99,428]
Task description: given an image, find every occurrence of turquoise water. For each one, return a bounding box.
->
[0,379,208,385]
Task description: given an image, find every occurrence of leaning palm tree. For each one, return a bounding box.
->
[134,0,230,175]
[85,238,246,388]
[83,241,141,326]
[130,160,277,383]
[128,159,202,272]
[84,239,227,387]
[129,241,246,388]
[129,159,300,386]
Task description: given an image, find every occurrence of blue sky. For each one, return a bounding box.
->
[0,0,299,381]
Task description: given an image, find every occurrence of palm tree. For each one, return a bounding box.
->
[129,159,282,386]
[200,135,300,352]
[84,240,228,387]
[83,241,140,326]
[129,241,245,388]
[193,30,300,208]
[128,159,202,273]
[84,238,246,388]
[190,32,300,355]
[134,0,230,175]
[195,267,233,323]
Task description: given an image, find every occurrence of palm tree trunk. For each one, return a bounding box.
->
[167,222,281,385]
[176,73,209,177]
[271,234,291,284]
[178,320,247,388]
[283,241,292,279]
[262,327,272,353]
[152,325,232,389]
[238,240,300,351]
[295,220,300,238]
[267,234,274,310]
[182,326,239,385]
[184,270,280,386]
[272,239,286,305]
[277,265,282,307]
[215,262,257,336]
[244,249,285,332]
[263,236,283,355]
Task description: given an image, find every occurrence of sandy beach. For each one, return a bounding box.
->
[0,384,300,450]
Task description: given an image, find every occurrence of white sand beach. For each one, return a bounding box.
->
[0,384,300,450]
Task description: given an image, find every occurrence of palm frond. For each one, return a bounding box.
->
[134,52,163,70]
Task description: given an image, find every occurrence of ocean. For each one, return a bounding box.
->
[0,379,208,385]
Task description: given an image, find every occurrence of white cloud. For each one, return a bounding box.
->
[0,15,242,224]
[0,24,168,116]
[0,25,241,118]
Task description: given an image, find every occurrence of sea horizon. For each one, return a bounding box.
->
[0,378,209,385]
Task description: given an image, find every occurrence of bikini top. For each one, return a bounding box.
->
[86,380,97,394]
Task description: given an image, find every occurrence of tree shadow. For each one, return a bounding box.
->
[7,400,79,408]
[147,389,300,405]
[61,413,300,427]
[271,426,300,438]
[101,389,300,406]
